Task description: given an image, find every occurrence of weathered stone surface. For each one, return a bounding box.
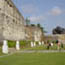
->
[0,0,25,41]
[25,26,43,41]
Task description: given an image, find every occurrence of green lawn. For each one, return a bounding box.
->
[0,52,65,65]
[21,44,60,50]
[0,47,3,56]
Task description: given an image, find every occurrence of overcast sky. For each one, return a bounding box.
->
[12,0,65,35]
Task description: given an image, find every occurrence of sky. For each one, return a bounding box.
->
[12,0,65,35]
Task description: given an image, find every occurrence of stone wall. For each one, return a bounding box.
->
[45,34,65,44]
[25,26,43,41]
[0,0,25,41]
[56,34,65,44]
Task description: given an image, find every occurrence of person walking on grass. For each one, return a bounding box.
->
[47,41,51,50]
[57,40,61,50]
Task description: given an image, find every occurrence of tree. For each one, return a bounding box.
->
[40,27,47,33]
[37,23,41,28]
[31,24,35,27]
[26,17,30,26]
[37,23,47,33]
[52,26,65,34]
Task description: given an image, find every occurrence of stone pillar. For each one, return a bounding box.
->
[51,43,53,47]
[2,40,8,54]
[34,42,36,47]
[42,41,44,45]
[16,41,20,51]
[39,41,42,45]
[31,42,34,47]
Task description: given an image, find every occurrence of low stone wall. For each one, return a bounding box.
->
[45,34,65,44]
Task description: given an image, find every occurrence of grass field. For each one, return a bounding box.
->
[0,47,4,56]
[0,52,65,65]
[22,45,58,50]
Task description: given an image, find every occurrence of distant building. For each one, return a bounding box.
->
[45,34,65,44]
[0,0,25,41]
[45,35,58,41]
[25,25,43,41]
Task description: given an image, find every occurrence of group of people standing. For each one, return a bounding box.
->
[46,40,64,50]
[56,40,64,50]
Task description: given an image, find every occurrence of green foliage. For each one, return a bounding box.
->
[37,23,41,28]
[37,23,46,34]
[5,40,65,50]
[8,40,16,48]
[20,40,31,48]
[26,40,32,47]
[50,44,58,50]
[31,24,35,27]
[7,40,31,48]
[0,48,2,55]
[35,41,39,45]
[22,45,46,50]
[20,40,26,48]
[26,17,30,25]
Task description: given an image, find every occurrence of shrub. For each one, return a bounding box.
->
[20,40,26,47]
[7,40,31,48]
[20,40,31,48]
[35,41,39,45]
[8,40,16,48]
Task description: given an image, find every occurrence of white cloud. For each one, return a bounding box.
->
[49,7,63,16]
[21,4,46,22]
[29,16,45,22]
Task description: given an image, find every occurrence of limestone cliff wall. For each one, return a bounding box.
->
[0,0,25,41]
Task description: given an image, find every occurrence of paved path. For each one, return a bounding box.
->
[0,50,65,58]
[0,53,14,58]
[18,50,65,53]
